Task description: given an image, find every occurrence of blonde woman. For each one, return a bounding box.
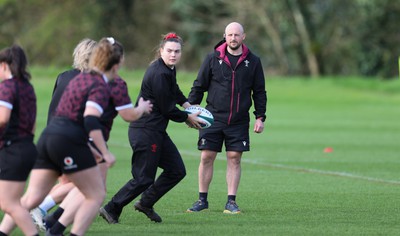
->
[30,38,98,231]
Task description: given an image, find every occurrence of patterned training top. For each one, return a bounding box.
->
[0,78,36,141]
[101,77,133,141]
[54,71,109,125]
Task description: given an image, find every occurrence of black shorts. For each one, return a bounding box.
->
[197,120,250,152]
[34,132,97,174]
[0,140,37,181]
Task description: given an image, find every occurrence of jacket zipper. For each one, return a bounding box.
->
[228,70,235,125]
[223,52,245,125]
[237,92,240,112]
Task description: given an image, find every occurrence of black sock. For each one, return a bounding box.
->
[52,207,65,220]
[228,195,236,202]
[50,221,66,234]
[0,231,7,236]
[70,234,79,236]
[45,207,64,229]
[199,192,208,202]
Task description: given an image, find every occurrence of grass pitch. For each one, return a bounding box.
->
[4,68,400,235]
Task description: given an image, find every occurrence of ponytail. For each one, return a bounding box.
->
[89,37,124,72]
[0,45,31,81]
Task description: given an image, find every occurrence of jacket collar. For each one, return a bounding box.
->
[214,39,250,64]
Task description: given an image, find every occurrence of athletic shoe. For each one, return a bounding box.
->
[99,207,119,224]
[223,200,241,214]
[30,207,47,232]
[134,201,162,223]
[186,200,209,212]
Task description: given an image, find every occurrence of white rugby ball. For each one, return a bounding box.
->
[184,106,214,129]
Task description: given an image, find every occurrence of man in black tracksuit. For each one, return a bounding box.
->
[187,22,267,214]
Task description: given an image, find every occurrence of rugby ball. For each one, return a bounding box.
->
[184,106,214,129]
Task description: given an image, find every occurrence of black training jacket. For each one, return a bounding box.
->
[130,58,188,131]
[188,40,267,125]
[47,69,80,125]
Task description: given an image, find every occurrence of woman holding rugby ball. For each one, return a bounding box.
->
[100,32,201,224]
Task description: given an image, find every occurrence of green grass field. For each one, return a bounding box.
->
[4,67,400,235]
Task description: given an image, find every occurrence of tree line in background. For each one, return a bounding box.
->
[1,0,399,78]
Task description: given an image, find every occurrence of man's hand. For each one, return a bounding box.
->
[254,118,264,133]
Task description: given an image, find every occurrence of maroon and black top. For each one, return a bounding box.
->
[0,77,36,144]
[101,77,133,140]
[54,71,109,125]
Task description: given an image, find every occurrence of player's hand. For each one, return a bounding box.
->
[186,111,203,129]
[137,97,153,115]
[254,119,264,133]
[103,151,116,168]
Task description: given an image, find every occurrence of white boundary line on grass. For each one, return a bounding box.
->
[180,150,400,186]
[109,142,400,186]
[244,159,400,186]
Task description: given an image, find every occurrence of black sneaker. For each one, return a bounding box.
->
[186,200,209,212]
[134,201,162,223]
[223,200,241,214]
[99,207,119,224]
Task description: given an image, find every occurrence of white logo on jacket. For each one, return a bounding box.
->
[244,60,250,67]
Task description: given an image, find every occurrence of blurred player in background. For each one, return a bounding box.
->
[43,37,152,235]
[0,37,122,236]
[0,45,39,236]
[30,38,98,231]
